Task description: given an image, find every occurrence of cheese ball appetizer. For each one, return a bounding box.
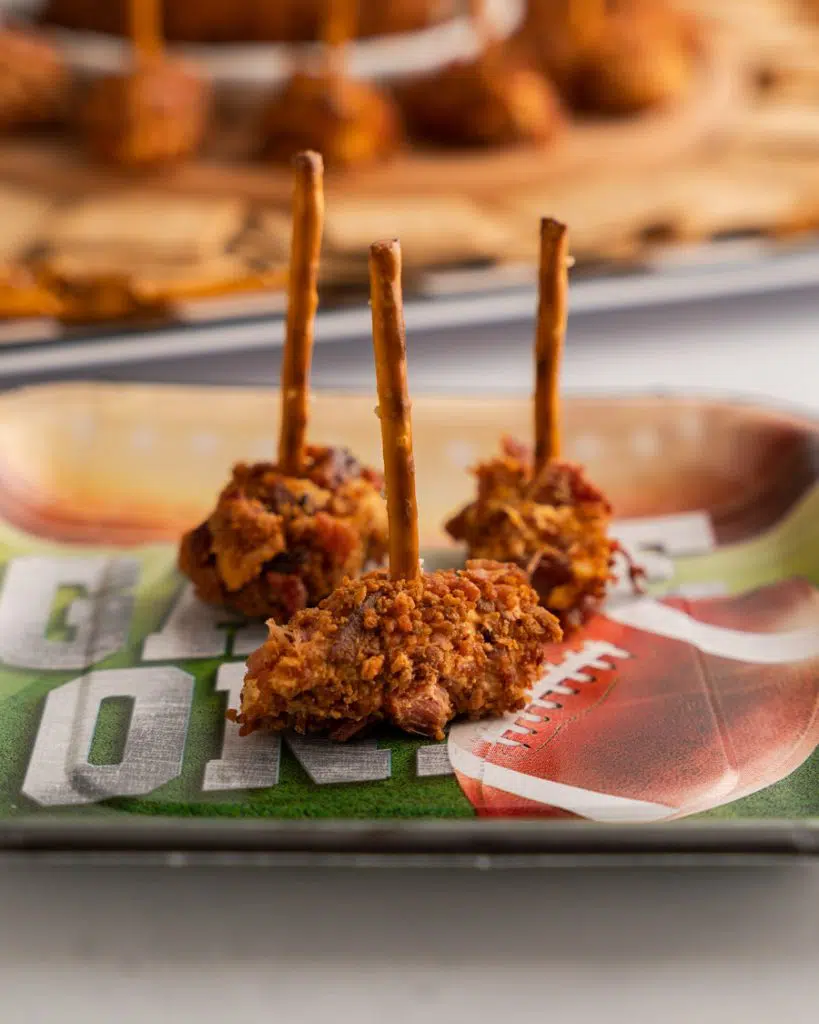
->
[179,152,388,620]
[81,55,209,168]
[397,2,562,148]
[396,43,563,148]
[445,219,636,630]
[235,239,561,741]
[0,27,68,132]
[260,0,403,169]
[80,0,209,168]
[43,0,451,42]
[180,447,388,621]
[446,439,616,631]
[238,560,560,740]
[524,0,698,116]
[260,72,402,169]
[574,0,699,116]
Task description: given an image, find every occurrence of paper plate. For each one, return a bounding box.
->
[1,383,818,862]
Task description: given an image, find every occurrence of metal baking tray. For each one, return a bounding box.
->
[1,238,819,383]
[1,382,818,863]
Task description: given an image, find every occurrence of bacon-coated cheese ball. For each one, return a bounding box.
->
[179,446,388,621]
[236,559,561,741]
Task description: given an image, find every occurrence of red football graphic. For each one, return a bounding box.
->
[448,579,819,821]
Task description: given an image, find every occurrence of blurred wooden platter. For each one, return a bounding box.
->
[16,5,819,335]
[0,25,737,208]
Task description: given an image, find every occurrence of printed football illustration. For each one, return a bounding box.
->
[449,580,819,820]
[2,385,819,835]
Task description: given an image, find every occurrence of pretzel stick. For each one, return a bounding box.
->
[128,0,164,60]
[469,0,494,53]
[322,0,358,85]
[534,218,569,474]
[369,240,420,582]
[278,151,325,475]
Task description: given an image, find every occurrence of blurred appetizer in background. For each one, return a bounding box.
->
[260,0,403,168]
[80,0,210,168]
[179,152,389,620]
[0,24,68,132]
[234,237,562,742]
[2,0,788,331]
[397,0,563,147]
[522,0,699,115]
[446,218,638,631]
[42,0,454,43]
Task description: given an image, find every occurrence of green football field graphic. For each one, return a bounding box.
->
[1,486,819,822]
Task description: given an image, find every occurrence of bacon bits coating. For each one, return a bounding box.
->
[179,446,388,621]
[236,560,562,741]
[446,438,617,631]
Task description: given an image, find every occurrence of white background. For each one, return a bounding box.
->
[3,282,819,1022]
